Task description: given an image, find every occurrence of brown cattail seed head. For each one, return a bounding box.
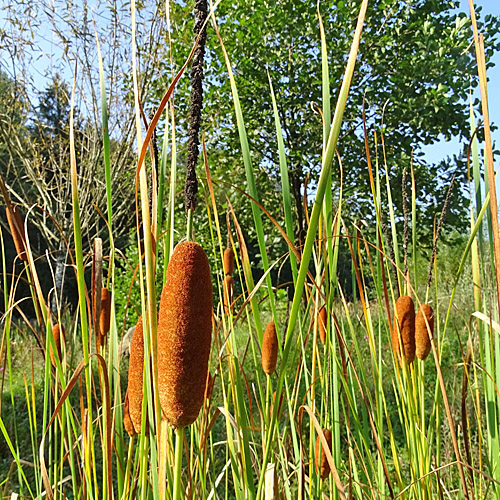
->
[262,321,278,376]
[223,247,234,275]
[315,429,333,480]
[392,295,415,364]
[6,205,27,261]
[123,392,136,437]
[100,288,111,336]
[223,275,234,314]
[50,323,65,367]
[127,316,145,434]
[158,241,213,428]
[318,306,327,345]
[415,304,434,360]
[97,288,111,350]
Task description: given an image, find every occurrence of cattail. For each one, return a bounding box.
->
[127,316,145,434]
[415,304,434,360]
[223,247,234,275]
[392,295,415,364]
[223,275,234,314]
[158,241,213,428]
[318,305,327,345]
[97,287,111,350]
[262,321,278,376]
[315,429,333,480]
[5,205,27,261]
[123,392,136,437]
[49,323,65,367]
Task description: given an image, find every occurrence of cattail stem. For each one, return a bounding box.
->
[122,435,135,499]
[173,426,184,500]
[158,419,169,500]
[266,374,271,426]
[186,208,194,241]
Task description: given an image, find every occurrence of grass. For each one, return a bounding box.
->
[1,0,500,499]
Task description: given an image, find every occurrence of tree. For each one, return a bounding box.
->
[0,72,137,313]
[152,0,500,250]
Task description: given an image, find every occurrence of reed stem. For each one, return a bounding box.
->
[173,427,184,500]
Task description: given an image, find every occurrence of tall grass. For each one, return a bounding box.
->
[1,1,499,499]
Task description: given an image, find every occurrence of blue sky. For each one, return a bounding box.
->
[1,0,498,166]
[423,0,499,165]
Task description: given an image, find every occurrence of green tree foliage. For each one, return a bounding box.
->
[152,0,499,250]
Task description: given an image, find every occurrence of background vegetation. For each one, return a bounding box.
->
[0,0,499,498]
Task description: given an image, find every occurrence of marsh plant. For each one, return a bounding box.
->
[1,1,499,499]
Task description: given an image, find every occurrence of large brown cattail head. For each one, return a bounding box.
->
[49,323,65,368]
[318,306,327,345]
[415,304,434,360]
[127,316,146,434]
[158,241,213,428]
[262,321,278,376]
[315,429,333,480]
[6,205,27,261]
[223,248,234,275]
[392,295,415,364]
[123,391,136,437]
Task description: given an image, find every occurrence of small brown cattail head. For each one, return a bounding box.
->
[392,295,415,364]
[262,321,278,376]
[5,205,27,261]
[318,306,327,345]
[50,323,65,368]
[223,247,234,275]
[127,316,145,434]
[100,288,111,335]
[97,288,111,350]
[158,241,213,428]
[415,304,434,360]
[223,275,234,314]
[315,429,333,480]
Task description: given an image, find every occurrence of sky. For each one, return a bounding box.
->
[0,0,498,167]
[422,0,499,166]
